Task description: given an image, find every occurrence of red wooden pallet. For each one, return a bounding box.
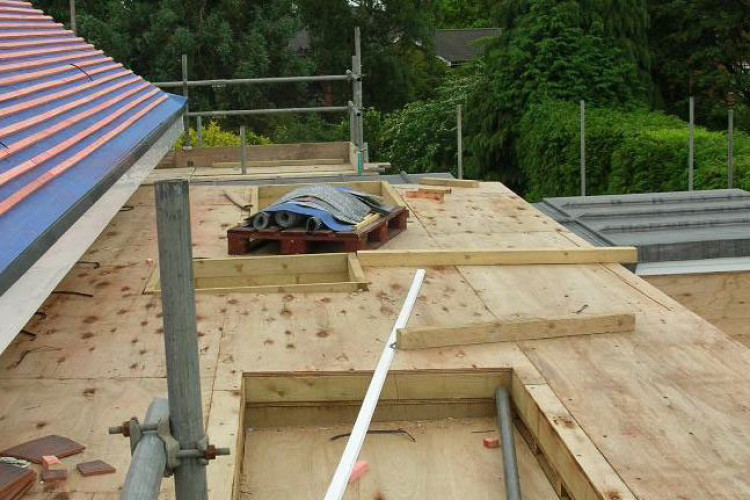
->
[227,207,408,255]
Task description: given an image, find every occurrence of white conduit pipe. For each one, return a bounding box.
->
[323,269,426,500]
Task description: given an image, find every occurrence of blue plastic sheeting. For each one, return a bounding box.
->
[0,2,185,293]
[262,203,355,232]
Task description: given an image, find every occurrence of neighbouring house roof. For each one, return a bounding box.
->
[288,27,502,67]
[0,0,184,352]
[536,189,750,265]
[289,30,310,54]
[433,28,501,66]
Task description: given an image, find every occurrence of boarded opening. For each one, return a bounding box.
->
[144,253,368,294]
[238,370,559,499]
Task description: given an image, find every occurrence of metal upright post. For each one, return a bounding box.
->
[154,180,208,500]
[240,125,247,175]
[457,104,464,179]
[728,109,734,189]
[689,96,694,191]
[353,27,364,150]
[181,54,191,150]
[69,0,77,35]
[196,116,203,149]
[348,102,356,146]
[580,100,586,196]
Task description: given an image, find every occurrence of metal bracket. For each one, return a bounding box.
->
[109,418,230,477]
[156,416,181,477]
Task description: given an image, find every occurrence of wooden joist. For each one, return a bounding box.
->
[357,247,638,267]
[397,312,636,349]
[418,177,480,188]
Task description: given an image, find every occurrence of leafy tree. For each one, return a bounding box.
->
[296,0,444,111]
[380,68,480,174]
[435,0,499,28]
[466,0,648,190]
[649,0,750,129]
[32,0,315,128]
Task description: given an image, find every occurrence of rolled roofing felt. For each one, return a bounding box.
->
[261,203,355,232]
[275,210,301,228]
[306,216,322,232]
[251,212,271,230]
[277,185,370,224]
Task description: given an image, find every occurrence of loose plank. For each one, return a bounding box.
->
[397,312,636,349]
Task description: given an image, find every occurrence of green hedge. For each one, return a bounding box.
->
[518,100,750,200]
[176,120,271,149]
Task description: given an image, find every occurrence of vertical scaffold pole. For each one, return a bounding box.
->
[154,180,208,500]
[580,100,586,196]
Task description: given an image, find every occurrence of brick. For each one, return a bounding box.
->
[348,460,369,484]
[77,460,116,477]
[41,468,67,482]
[483,436,500,449]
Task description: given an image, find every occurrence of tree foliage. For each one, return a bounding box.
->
[295,0,444,111]
[379,69,481,175]
[32,0,442,131]
[465,0,647,190]
[649,0,750,129]
[517,99,750,200]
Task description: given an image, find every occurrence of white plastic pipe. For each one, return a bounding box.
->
[323,269,426,500]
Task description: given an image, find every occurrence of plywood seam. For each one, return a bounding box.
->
[204,304,229,422]
[513,353,639,500]
[601,263,673,312]
[525,381,638,500]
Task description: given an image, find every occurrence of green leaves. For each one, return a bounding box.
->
[517,99,750,200]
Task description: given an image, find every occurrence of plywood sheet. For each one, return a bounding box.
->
[645,271,750,337]
[240,418,558,500]
[521,308,750,498]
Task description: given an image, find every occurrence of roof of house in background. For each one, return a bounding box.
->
[288,27,502,67]
[433,28,501,66]
[535,189,750,267]
[289,30,311,53]
[0,0,184,296]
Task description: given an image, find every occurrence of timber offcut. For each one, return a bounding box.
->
[2,177,750,499]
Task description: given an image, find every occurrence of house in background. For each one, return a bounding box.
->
[433,28,501,67]
[289,28,502,68]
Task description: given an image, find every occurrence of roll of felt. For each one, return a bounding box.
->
[275,210,301,228]
[306,216,323,233]
[251,212,271,230]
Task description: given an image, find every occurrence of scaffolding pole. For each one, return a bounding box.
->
[240,125,247,175]
[689,96,694,191]
[154,180,208,500]
[187,106,349,118]
[457,104,464,179]
[153,74,352,88]
[580,100,586,197]
[69,0,77,35]
[196,116,203,149]
[181,55,190,149]
[119,399,169,500]
[728,109,734,189]
[353,27,364,151]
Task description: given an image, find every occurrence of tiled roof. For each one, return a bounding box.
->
[0,0,184,293]
[434,28,501,65]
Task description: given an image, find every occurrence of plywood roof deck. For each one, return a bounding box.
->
[1,181,750,498]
